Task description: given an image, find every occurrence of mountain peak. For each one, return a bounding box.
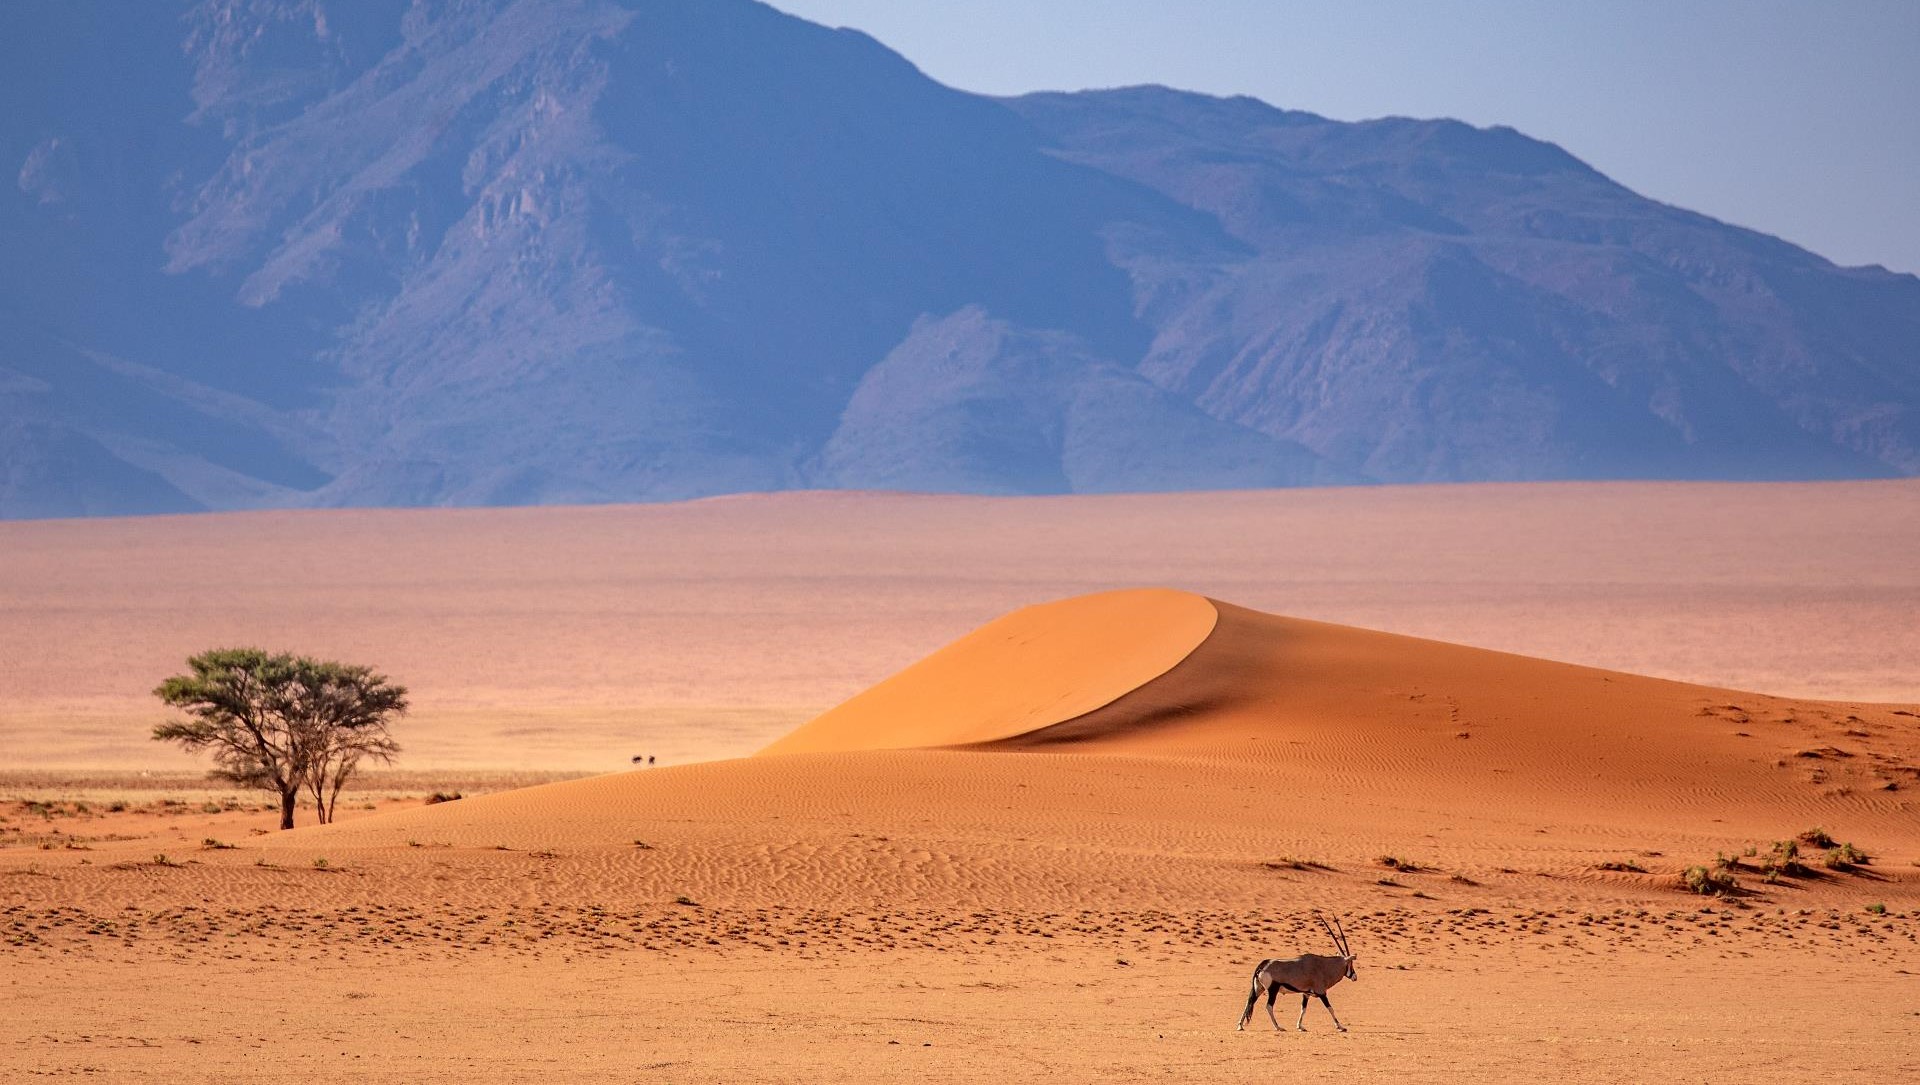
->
[2,0,1915,517]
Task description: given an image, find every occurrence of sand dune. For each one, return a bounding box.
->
[763,590,1919,817]
[291,591,1918,892]
[4,480,1919,771]
[760,588,1216,755]
[6,590,1919,1082]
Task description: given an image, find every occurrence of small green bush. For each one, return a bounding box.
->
[1797,827,1836,848]
[1762,840,1807,878]
[1824,842,1868,869]
[1681,864,1737,896]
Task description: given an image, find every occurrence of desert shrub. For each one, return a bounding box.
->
[312,857,330,870]
[425,792,462,805]
[1824,843,1868,869]
[1595,861,1647,873]
[1376,855,1421,872]
[1797,827,1836,848]
[1761,840,1807,878]
[1264,857,1331,872]
[1681,864,1738,896]
[1866,903,1887,915]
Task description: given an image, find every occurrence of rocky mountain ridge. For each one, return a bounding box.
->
[3,0,1914,517]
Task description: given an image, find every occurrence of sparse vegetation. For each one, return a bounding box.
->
[1824,842,1869,870]
[1595,860,1646,873]
[152,648,408,828]
[1757,839,1809,883]
[201,838,236,850]
[674,894,699,907]
[312,857,330,870]
[1866,903,1887,915]
[426,792,462,805]
[1263,857,1332,872]
[1797,827,1836,848]
[1376,855,1422,872]
[1681,863,1738,896]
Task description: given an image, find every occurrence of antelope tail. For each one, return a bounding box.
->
[1239,958,1273,1025]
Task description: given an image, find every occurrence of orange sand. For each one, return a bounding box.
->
[3,480,1919,772]
[761,588,1215,754]
[6,590,1918,1081]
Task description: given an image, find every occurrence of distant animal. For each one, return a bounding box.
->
[631,755,644,764]
[1236,914,1358,1032]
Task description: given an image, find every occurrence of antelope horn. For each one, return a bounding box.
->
[1315,912,1340,952]
[1332,915,1351,956]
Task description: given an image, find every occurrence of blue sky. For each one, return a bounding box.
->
[771,0,1919,274]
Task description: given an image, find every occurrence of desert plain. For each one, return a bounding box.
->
[3,481,1919,1083]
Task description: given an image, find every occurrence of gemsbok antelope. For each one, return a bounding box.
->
[1236,914,1358,1032]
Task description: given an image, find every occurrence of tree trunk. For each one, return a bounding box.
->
[278,790,297,830]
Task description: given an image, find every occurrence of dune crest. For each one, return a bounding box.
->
[758,588,1216,756]
[757,591,1920,810]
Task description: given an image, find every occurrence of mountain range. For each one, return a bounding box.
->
[4,0,1916,518]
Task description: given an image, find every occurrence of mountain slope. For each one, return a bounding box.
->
[1009,88,1920,482]
[2,0,1915,517]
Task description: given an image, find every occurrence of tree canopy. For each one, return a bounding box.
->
[153,649,408,828]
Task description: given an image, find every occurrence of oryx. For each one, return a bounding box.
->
[1235,914,1357,1032]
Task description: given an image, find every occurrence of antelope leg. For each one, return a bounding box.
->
[1296,993,1310,1031]
[1318,992,1346,1032]
[1265,983,1284,1031]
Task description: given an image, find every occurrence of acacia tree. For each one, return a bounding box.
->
[290,660,406,824]
[153,649,407,829]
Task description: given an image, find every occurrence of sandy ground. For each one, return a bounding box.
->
[4,749,1916,1083]
[6,589,1918,1082]
[5,486,1919,1081]
[3,481,1919,771]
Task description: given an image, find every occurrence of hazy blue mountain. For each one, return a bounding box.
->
[3,0,1915,517]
